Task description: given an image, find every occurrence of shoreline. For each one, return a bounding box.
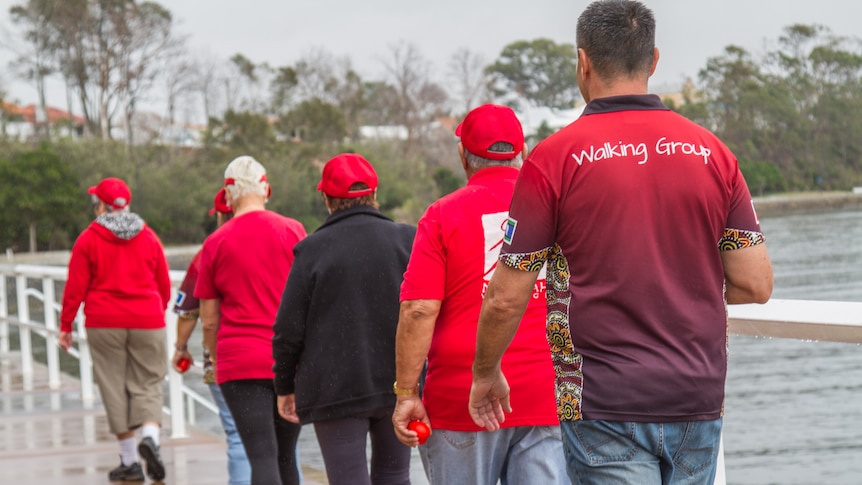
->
[3,191,860,266]
[753,191,862,218]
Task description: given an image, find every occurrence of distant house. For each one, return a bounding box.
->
[1,102,85,140]
[358,125,409,141]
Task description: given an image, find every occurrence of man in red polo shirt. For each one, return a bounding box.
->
[469,2,774,484]
[393,104,566,484]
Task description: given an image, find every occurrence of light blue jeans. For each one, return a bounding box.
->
[209,383,251,485]
[418,426,567,485]
[561,418,723,485]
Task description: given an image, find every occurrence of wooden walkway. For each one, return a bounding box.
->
[0,354,328,485]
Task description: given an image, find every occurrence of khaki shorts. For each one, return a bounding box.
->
[86,327,166,434]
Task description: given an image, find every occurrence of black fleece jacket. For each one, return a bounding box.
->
[272,205,416,423]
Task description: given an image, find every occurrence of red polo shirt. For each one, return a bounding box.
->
[401,166,558,431]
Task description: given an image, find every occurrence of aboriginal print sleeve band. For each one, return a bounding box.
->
[500,247,551,271]
[718,228,765,251]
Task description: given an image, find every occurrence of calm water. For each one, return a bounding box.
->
[723,209,862,485]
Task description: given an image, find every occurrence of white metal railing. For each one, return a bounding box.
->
[0,262,216,441]
[1,262,860,485]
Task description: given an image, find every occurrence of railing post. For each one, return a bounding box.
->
[15,274,33,390]
[714,434,726,485]
[42,277,61,389]
[76,309,95,406]
[0,275,8,356]
[165,290,187,439]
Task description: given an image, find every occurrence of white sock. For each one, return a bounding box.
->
[141,423,161,446]
[119,437,138,466]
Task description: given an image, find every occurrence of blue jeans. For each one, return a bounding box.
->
[418,426,567,485]
[209,383,252,485]
[561,419,723,485]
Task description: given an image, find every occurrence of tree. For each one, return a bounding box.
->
[8,0,65,140]
[381,42,448,154]
[45,0,179,142]
[161,53,198,127]
[282,49,368,140]
[113,1,178,148]
[269,65,298,116]
[486,38,580,110]
[280,98,346,145]
[209,109,275,151]
[227,53,271,112]
[358,80,399,126]
[447,48,491,115]
[0,147,82,252]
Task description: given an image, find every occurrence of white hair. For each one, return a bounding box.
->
[224,155,267,199]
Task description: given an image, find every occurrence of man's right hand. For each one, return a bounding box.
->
[58,332,73,352]
[392,395,432,447]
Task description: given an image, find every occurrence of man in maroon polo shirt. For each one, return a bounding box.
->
[469,1,774,484]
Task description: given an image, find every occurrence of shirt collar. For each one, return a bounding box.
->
[582,94,669,116]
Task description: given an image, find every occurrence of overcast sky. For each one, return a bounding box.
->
[1,0,861,108]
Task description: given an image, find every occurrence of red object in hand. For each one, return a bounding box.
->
[177,357,191,373]
[408,420,430,445]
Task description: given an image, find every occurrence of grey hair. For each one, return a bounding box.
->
[91,194,129,213]
[465,142,523,170]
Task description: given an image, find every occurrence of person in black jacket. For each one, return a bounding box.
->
[273,153,416,485]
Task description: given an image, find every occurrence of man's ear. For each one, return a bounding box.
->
[649,47,660,77]
[458,142,468,172]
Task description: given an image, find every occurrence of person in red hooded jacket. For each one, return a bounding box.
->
[58,177,171,483]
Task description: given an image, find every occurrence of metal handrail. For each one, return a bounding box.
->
[0,263,197,438]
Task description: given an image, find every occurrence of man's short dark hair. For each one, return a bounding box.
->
[576,0,656,80]
[326,182,379,211]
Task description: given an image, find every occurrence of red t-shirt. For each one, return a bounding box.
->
[195,210,306,384]
[401,166,558,431]
[501,95,766,422]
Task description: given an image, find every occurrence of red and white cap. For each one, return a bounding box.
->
[88,177,131,210]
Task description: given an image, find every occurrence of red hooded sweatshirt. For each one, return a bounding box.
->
[60,212,171,332]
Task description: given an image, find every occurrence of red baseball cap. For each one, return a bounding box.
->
[88,177,131,210]
[208,188,233,216]
[455,104,524,161]
[317,153,378,198]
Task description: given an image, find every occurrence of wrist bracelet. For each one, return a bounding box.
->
[175,344,188,351]
[393,381,419,396]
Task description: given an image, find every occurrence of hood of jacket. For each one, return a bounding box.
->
[93,211,145,242]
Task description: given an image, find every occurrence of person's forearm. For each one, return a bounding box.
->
[395,300,440,391]
[175,314,198,348]
[472,295,525,378]
[200,299,220,354]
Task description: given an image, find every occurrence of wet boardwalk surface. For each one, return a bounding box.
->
[0,354,328,485]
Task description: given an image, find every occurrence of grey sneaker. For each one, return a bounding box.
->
[137,436,166,481]
[108,460,144,481]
